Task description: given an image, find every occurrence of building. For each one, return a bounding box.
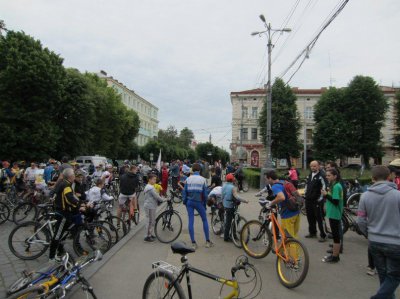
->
[98,70,159,146]
[230,86,399,168]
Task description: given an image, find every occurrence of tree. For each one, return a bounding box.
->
[0,31,65,161]
[259,78,302,166]
[313,87,352,161]
[178,127,194,148]
[394,91,400,147]
[343,76,388,167]
[158,126,179,145]
[195,142,230,164]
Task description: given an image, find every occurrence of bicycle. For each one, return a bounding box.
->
[8,250,102,299]
[169,189,183,204]
[240,198,309,288]
[8,209,112,260]
[0,200,10,224]
[154,198,182,243]
[142,241,262,299]
[211,203,247,248]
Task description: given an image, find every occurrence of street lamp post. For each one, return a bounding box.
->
[252,15,291,168]
[149,153,154,165]
[303,98,310,170]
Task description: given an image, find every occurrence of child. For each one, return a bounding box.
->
[154,177,163,195]
[143,174,164,242]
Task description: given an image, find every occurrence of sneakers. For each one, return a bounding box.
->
[305,234,317,238]
[144,236,155,242]
[205,241,214,248]
[366,267,377,276]
[192,242,198,250]
[322,255,340,263]
[318,237,327,243]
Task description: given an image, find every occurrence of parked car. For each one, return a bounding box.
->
[75,155,108,170]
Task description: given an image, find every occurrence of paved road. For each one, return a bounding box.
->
[73,191,400,299]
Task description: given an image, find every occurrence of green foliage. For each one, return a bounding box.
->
[178,127,194,149]
[259,78,302,166]
[243,168,261,189]
[195,142,230,164]
[0,31,140,161]
[158,126,179,145]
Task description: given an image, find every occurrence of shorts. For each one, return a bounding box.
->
[281,214,300,239]
[118,193,135,208]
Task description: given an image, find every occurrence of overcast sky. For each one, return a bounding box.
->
[2,0,399,151]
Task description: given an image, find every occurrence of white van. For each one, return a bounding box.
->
[75,155,108,170]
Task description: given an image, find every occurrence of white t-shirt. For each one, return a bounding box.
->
[208,186,222,198]
[87,186,113,204]
[25,167,40,181]
[101,171,112,185]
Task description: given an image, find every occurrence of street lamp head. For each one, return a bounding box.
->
[282,28,292,32]
[259,14,266,23]
[251,31,260,36]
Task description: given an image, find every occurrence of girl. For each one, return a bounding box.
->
[143,174,164,242]
[321,168,343,263]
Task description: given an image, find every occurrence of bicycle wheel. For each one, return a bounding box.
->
[142,269,185,299]
[231,216,247,248]
[276,238,309,288]
[0,201,10,224]
[107,215,128,237]
[8,221,51,260]
[211,212,223,235]
[171,193,182,204]
[242,180,249,192]
[347,193,361,215]
[6,285,46,299]
[120,210,132,233]
[96,220,119,245]
[132,206,140,225]
[342,212,350,235]
[240,220,272,259]
[155,210,182,243]
[7,275,33,295]
[73,223,112,256]
[13,202,38,224]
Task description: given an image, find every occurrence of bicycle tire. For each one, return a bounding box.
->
[346,193,361,215]
[276,238,309,288]
[342,212,350,235]
[7,275,33,295]
[120,209,132,233]
[8,221,51,260]
[13,202,38,224]
[0,201,10,224]
[211,212,223,235]
[6,285,46,299]
[240,220,272,259]
[242,180,249,192]
[155,210,182,243]
[142,269,186,299]
[107,215,128,237]
[132,205,140,225]
[96,220,119,245]
[231,216,247,248]
[73,223,112,256]
[171,192,182,204]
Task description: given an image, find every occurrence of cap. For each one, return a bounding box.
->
[226,173,235,182]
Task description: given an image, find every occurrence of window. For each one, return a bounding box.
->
[241,128,248,140]
[251,128,258,140]
[306,129,313,144]
[242,107,248,119]
[305,107,314,120]
[252,107,258,118]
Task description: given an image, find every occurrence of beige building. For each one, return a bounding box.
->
[230,86,399,168]
[98,70,159,146]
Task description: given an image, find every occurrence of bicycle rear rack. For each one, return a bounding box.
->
[152,261,180,276]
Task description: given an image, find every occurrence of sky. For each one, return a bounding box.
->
[1,0,400,152]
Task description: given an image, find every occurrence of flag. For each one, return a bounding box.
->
[156,149,162,171]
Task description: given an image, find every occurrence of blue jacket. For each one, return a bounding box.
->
[182,172,207,204]
[222,182,235,209]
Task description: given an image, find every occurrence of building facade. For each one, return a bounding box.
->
[230,86,399,168]
[98,70,159,146]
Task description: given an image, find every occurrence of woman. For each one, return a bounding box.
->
[321,168,343,263]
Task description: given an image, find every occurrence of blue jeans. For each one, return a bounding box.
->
[186,200,210,243]
[369,241,400,299]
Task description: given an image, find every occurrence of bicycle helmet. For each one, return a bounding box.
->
[226,173,235,182]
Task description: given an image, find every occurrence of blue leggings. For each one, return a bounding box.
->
[186,200,210,243]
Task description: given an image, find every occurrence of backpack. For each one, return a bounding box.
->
[276,181,304,211]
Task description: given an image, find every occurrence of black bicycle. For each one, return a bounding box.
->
[155,199,182,243]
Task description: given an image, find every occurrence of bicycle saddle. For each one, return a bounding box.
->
[171,241,195,255]
[258,198,269,206]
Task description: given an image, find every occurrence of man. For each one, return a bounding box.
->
[234,164,244,193]
[261,170,301,239]
[92,165,103,181]
[304,160,327,242]
[44,160,55,184]
[141,162,152,185]
[58,156,72,174]
[169,160,180,190]
[117,165,140,227]
[1,160,14,191]
[209,167,222,189]
[357,166,400,299]
[49,168,85,260]
[24,162,39,182]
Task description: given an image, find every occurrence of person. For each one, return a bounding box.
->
[234,164,244,193]
[92,165,103,181]
[222,173,248,242]
[304,160,327,242]
[86,178,113,205]
[24,162,39,183]
[226,163,234,175]
[58,156,72,175]
[154,177,163,195]
[143,174,164,242]
[101,164,113,187]
[388,159,400,190]
[1,160,14,191]
[262,170,301,239]
[169,160,180,190]
[141,162,152,185]
[183,163,214,249]
[357,166,400,299]
[43,160,55,184]
[88,163,95,176]
[72,172,87,203]
[288,166,299,189]
[321,168,343,263]
[117,165,140,227]
[215,161,222,179]
[208,185,224,226]
[161,164,169,197]
[49,168,86,260]
[203,160,210,182]
[209,167,222,189]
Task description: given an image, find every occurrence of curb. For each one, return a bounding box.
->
[66,202,168,298]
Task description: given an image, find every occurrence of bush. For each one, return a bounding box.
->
[243,168,261,189]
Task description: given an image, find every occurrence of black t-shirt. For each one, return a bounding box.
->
[211,175,222,187]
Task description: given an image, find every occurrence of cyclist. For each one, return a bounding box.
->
[233,164,244,193]
[24,162,39,183]
[117,165,140,227]
[183,163,214,249]
[101,164,113,187]
[208,185,224,232]
[209,167,222,189]
[222,173,248,242]
[92,165,103,181]
[49,168,86,261]
[1,160,14,191]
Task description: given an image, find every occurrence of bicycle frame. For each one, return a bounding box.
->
[268,212,290,263]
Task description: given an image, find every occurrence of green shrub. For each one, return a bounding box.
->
[243,168,261,189]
